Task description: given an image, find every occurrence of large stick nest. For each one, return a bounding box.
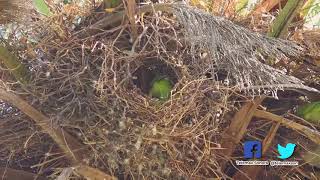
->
[0,2,318,179]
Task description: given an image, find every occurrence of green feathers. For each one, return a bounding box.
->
[149,77,173,101]
[297,101,320,123]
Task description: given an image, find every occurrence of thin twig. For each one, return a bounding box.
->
[254,109,320,144]
[0,88,116,180]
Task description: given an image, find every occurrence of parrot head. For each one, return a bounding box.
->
[149,76,173,101]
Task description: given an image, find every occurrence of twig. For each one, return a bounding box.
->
[0,167,46,180]
[0,88,116,180]
[252,0,283,15]
[76,4,172,37]
[211,0,236,17]
[219,97,265,169]
[233,122,280,179]
[254,110,320,144]
[75,165,117,180]
[125,0,138,41]
[0,88,82,163]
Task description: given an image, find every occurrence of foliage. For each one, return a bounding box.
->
[0,45,30,84]
[235,0,260,16]
[302,0,320,29]
[297,101,320,123]
[267,0,303,37]
[190,0,211,11]
[32,0,53,16]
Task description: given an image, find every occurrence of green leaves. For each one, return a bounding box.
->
[0,46,30,84]
[235,0,249,16]
[297,101,320,123]
[32,0,53,17]
[301,0,320,29]
[267,0,303,38]
[149,77,173,101]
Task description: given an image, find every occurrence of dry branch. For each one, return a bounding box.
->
[77,4,172,37]
[76,165,117,180]
[0,88,83,163]
[233,122,280,179]
[210,0,236,17]
[219,97,265,169]
[0,88,116,180]
[252,0,283,15]
[254,110,320,144]
[262,122,281,154]
[125,0,137,41]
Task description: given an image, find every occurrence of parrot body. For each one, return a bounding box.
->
[297,101,320,123]
[149,76,173,101]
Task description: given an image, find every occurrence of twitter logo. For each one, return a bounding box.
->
[277,143,296,159]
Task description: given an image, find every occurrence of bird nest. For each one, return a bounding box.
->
[0,2,318,179]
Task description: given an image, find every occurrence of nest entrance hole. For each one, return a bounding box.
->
[132,58,179,95]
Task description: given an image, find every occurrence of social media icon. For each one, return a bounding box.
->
[277,143,296,159]
[244,141,262,159]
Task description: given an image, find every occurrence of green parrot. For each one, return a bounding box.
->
[149,76,173,101]
[296,101,320,124]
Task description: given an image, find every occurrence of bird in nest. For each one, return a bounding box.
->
[149,75,173,101]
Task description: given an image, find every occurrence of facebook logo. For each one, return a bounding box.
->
[244,141,262,159]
